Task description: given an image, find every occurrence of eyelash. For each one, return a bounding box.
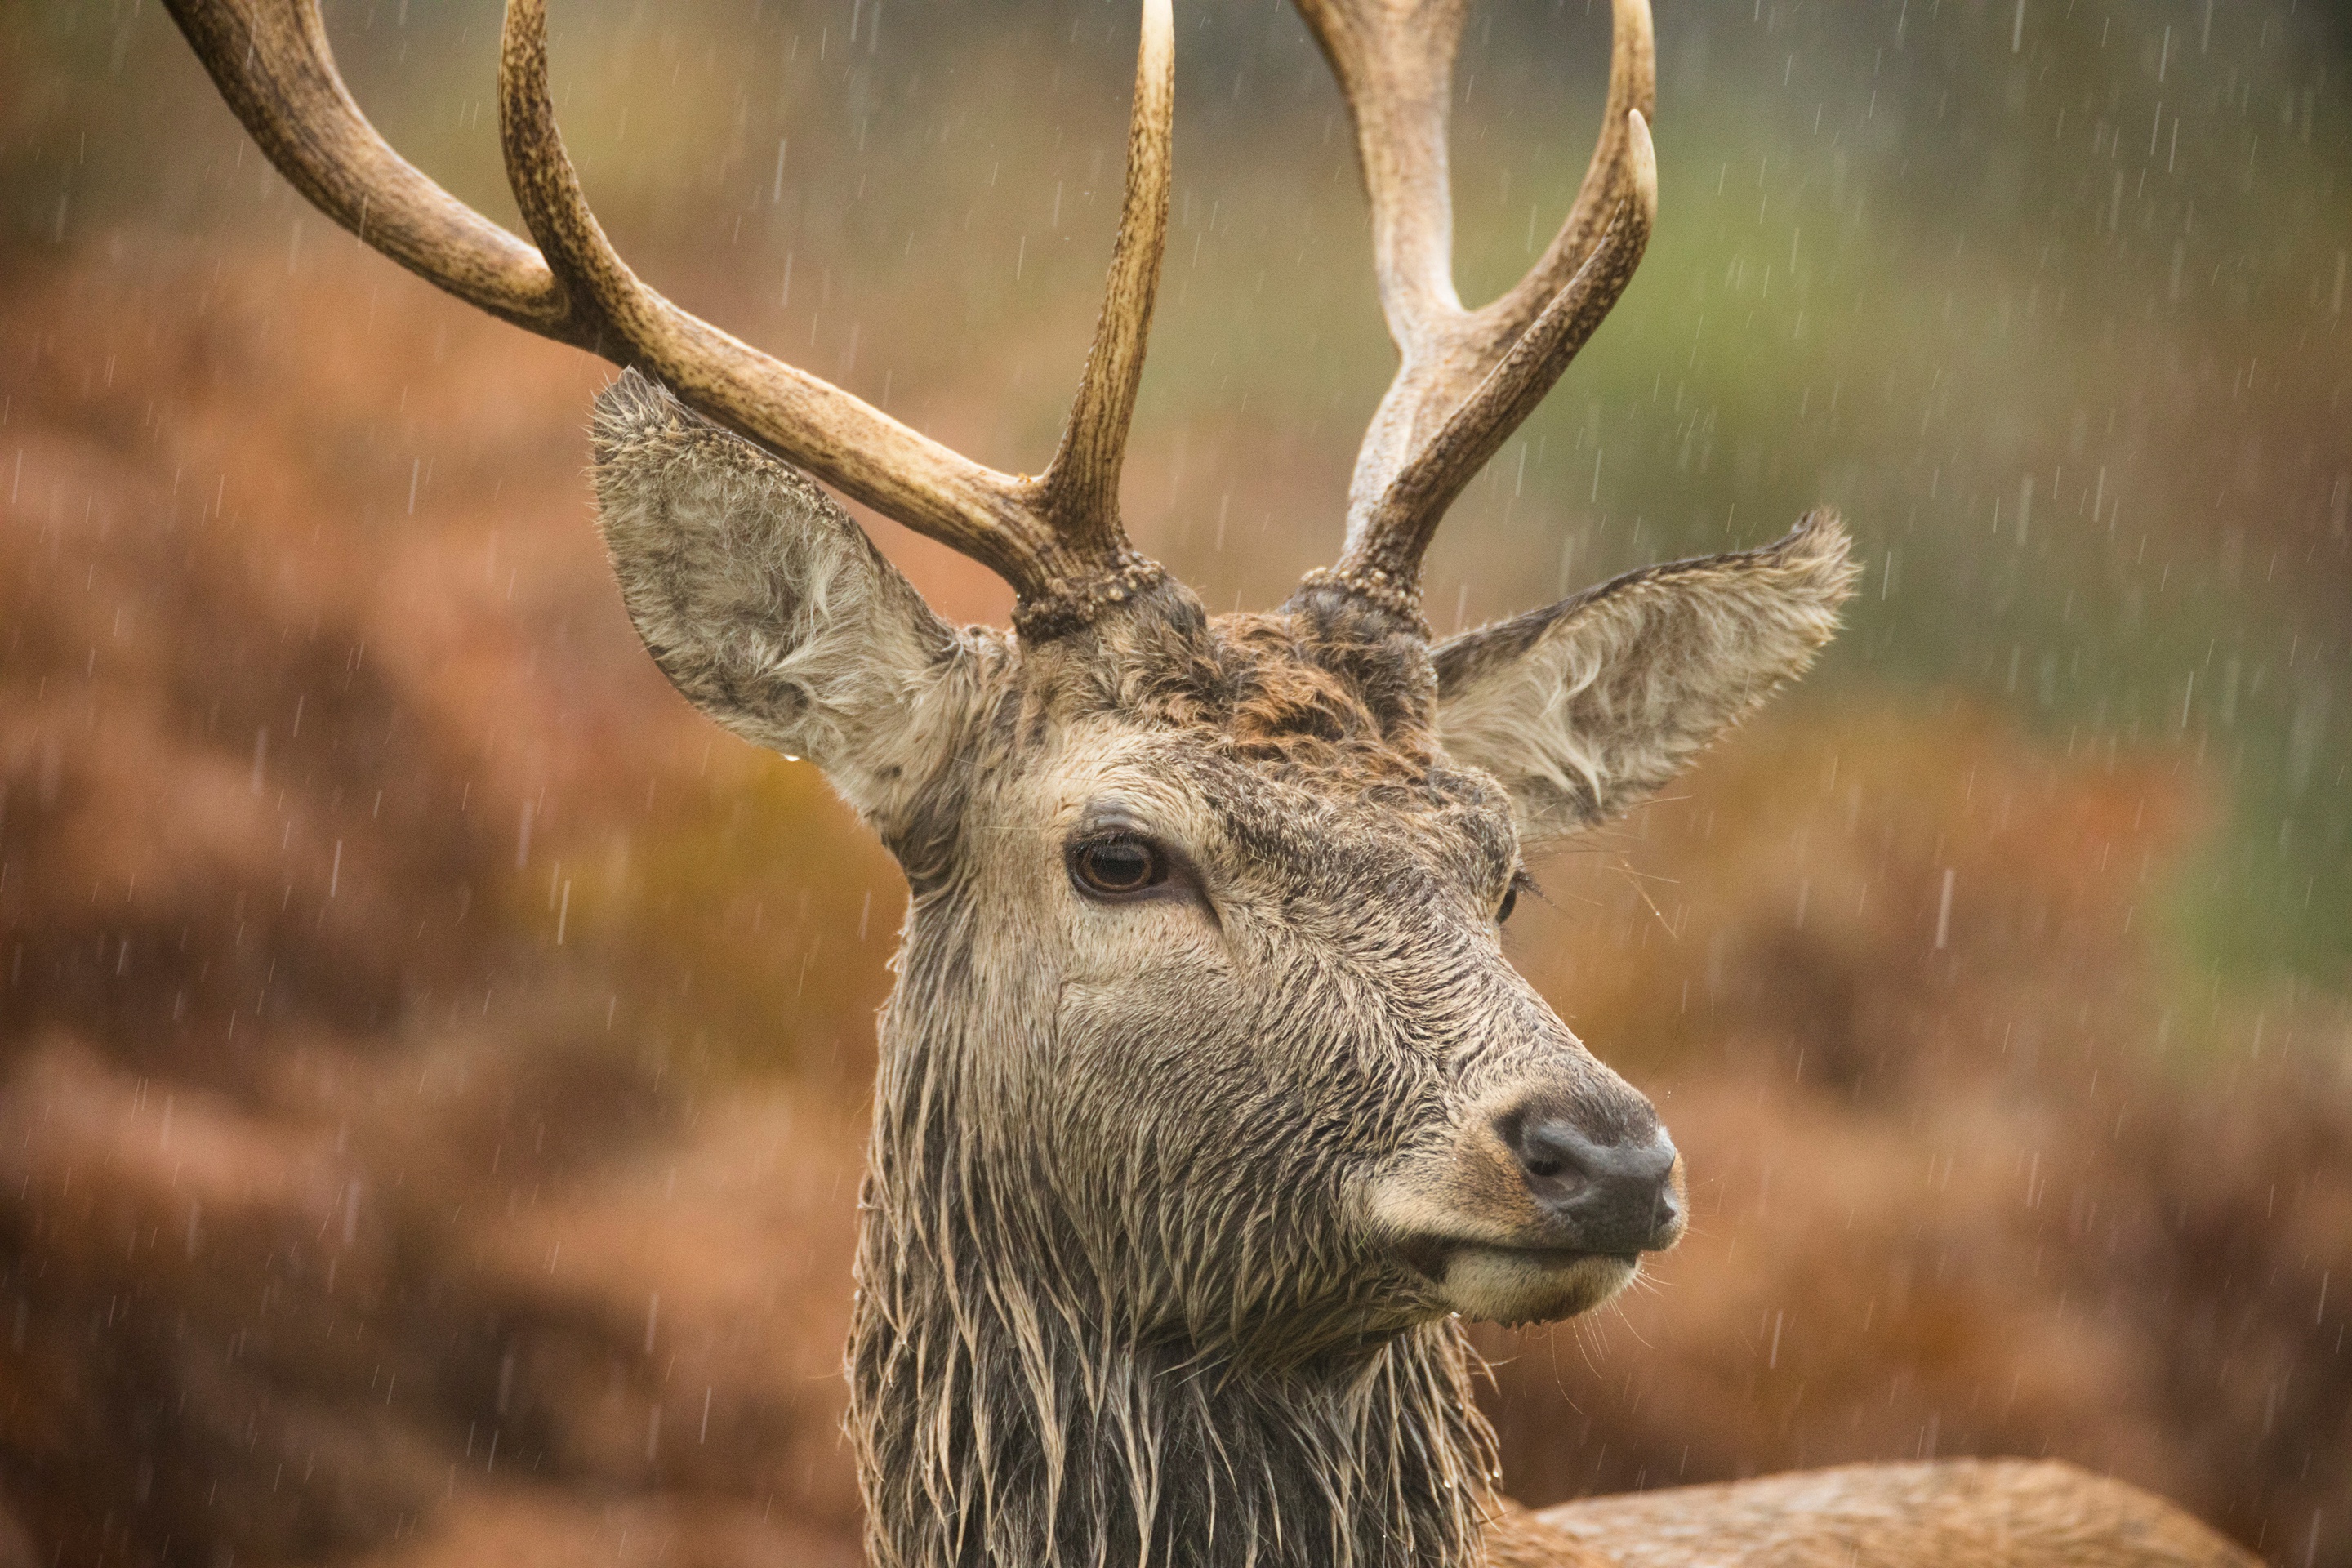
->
[1499,870,1537,924]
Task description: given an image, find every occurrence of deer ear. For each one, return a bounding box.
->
[1433,513,1859,845]
[589,371,984,838]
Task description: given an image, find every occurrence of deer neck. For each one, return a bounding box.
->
[846,975,1503,1568]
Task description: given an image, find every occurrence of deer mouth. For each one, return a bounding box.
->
[1394,1235,1642,1325]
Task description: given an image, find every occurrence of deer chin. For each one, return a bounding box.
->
[1427,1245,1639,1326]
[1367,1174,1647,1325]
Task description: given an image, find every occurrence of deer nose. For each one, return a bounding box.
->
[1505,1118,1681,1254]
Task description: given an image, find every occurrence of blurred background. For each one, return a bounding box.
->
[2,0,2348,1563]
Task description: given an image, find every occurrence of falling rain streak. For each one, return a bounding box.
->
[0,0,2345,1564]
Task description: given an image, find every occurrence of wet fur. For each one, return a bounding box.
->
[845,668,1530,1568]
[586,376,2251,1568]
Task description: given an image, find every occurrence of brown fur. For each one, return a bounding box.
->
[1527,1463,2255,1568]
[580,378,2250,1568]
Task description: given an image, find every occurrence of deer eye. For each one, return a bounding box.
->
[1497,869,1535,924]
[1069,835,1168,900]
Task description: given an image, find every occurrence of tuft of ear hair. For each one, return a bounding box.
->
[1432,511,1859,844]
[589,371,979,835]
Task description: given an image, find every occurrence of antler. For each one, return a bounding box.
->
[1294,0,1658,621]
[163,0,1175,639]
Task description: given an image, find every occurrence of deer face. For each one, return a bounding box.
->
[589,372,1851,1346]
[924,626,1672,1346]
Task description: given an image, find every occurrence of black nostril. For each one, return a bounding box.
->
[1510,1120,1603,1189]
[1502,1116,1680,1253]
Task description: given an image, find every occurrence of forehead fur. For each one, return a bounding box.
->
[990,586,1519,901]
[1027,584,1444,787]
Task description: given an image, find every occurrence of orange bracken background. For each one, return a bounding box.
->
[3,1,2348,1564]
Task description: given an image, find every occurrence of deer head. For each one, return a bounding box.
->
[168,0,1856,1562]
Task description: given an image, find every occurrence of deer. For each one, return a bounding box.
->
[161,2,2258,1566]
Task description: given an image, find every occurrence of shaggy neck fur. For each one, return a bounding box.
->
[848,938,1503,1568]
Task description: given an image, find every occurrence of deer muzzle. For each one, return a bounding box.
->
[1369,1078,1688,1325]
[1499,1111,1682,1255]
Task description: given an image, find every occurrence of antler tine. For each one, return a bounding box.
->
[501,0,1180,630]
[1294,0,1659,621]
[1036,0,1177,570]
[161,0,591,349]
[499,0,1052,590]
[171,0,1179,639]
[1349,112,1655,590]
[1483,0,1657,357]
